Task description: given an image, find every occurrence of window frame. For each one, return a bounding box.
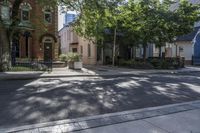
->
[0,5,10,20]
[21,9,30,22]
[72,48,78,53]
[44,10,52,24]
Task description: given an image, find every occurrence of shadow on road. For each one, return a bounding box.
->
[0,74,200,128]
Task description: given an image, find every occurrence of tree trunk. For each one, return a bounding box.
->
[158,46,162,58]
[143,44,147,62]
[112,27,117,66]
[101,39,104,65]
[0,24,11,71]
[133,46,136,61]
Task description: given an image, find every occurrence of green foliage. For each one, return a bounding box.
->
[8,66,38,71]
[66,52,81,62]
[119,59,154,69]
[118,57,184,69]
[148,57,184,69]
[61,0,123,43]
[59,54,68,62]
[59,53,81,62]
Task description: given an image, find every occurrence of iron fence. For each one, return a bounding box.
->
[10,60,52,71]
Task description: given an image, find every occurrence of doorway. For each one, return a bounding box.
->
[44,42,52,61]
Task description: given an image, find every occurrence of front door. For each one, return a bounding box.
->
[44,43,52,61]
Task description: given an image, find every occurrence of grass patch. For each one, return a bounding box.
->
[8,66,39,72]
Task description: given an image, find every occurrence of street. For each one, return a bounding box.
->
[0,73,200,128]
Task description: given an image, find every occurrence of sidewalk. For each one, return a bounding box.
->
[0,67,90,80]
[2,100,200,133]
[1,66,200,80]
[83,65,200,76]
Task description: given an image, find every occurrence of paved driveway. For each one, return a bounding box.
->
[0,73,200,128]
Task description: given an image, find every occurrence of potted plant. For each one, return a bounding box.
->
[66,53,82,69]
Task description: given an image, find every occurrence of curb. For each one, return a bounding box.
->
[0,74,96,81]
[2,100,200,133]
[1,70,200,81]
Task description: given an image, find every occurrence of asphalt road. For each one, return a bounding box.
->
[0,73,200,128]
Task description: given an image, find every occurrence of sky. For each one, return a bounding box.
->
[58,6,65,31]
[58,6,77,31]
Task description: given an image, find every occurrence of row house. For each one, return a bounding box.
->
[0,0,59,61]
[59,25,97,65]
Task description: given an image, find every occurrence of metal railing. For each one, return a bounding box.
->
[10,60,52,71]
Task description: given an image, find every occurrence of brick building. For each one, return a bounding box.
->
[1,0,58,61]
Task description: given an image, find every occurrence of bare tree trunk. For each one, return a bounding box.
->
[0,24,11,71]
[133,46,136,60]
[112,27,117,66]
[143,44,147,62]
[101,39,104,65]
[158,46,162,58]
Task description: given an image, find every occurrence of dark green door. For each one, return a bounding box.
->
[44,43,52,61]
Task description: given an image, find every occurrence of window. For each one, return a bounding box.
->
[179,47,184,52]
[20,2,32,22]
[1,6,10,20]
[43,6,53,24]
[44,10,52,23]
[72,48,77,53]
[0,1,11,20]
[88,44,91,57]
[22,10,29,21]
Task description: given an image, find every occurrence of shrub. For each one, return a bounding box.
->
[59,54,68,62]
[119,59,133,66]
[149,58,161,68]
[119,59,153,69]
[66,52,81,62]
[160,60,170,69]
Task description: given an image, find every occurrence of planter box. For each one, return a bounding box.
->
[74,61,82,70]
[68,62,74,69]
[68,61,82,70]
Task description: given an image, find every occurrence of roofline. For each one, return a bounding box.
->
[58,25,72,33]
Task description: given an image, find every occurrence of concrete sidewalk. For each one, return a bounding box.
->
[2,100,200,133]
[84,65,200,76]
[1,66,200,80]
[0,67,90,80]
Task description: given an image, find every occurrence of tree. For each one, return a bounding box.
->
[120,0,200,60]
[61,0,123,65]
[120,0,160,60]
[0,0,23,71]
[153,0,200,58]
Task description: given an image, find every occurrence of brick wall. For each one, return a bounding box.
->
[13,0,58,60]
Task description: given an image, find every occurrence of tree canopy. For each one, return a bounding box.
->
[0,0,200,70]
[60,0,200,60]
